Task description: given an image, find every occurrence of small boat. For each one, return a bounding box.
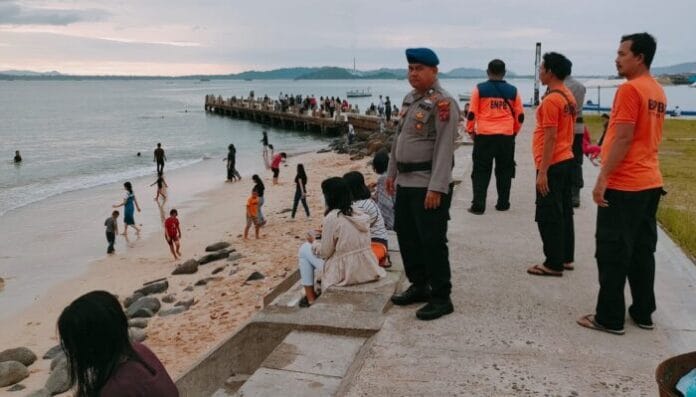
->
[458,93,471,102]
[347,88,372,98]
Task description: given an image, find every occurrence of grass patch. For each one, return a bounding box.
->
[584,114,696,261]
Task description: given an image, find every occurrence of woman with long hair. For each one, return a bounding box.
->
[113,181,141,236]
[291,164,310,218]
[57,291,178,396]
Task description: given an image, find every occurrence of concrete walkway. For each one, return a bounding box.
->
[343,112,696,396]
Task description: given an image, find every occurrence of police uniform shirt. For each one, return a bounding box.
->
[564,76,586,135]
[387,80,460,194]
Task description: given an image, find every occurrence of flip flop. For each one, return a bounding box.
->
[564,263,575,271]
[527,264,563,277]
[577,314,625,335]
[298,296,311,308]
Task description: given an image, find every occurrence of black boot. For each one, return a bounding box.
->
[391,284,431,306]
[416,299,454,321]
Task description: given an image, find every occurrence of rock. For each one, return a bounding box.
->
[0,347,37,366]
[172,259,199,275]
[175,298,195,309]
[229,268,239,276]
[125,296,161,318]
[45,357,70,395]
[198,250,231,265]
[317,148,331,153]
[211,265,227,275]
[42,345,63,360]
[7,383,25,391]
[205,242,231,252]
[50,353,65,371]
[366,139,385,155]
[161,294,176,304]
[159,307,187,317]
[24,389,50,397]
[183,286,194,292]
[0,361,28,387]
[129,307,154,318]
[128,328,147,342]
[278,208,292,214]
[227,253,243,262]
[128,318,149,328]
[195,276,222,286]
[123,292,144,308]
[245,271,265,282]
[135,280,168,296]
[350,154,365,161]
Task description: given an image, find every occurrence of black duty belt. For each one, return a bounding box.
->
[397,161,432,173]
[575,117,584,123]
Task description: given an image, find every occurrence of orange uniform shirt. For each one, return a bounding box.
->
[466,83,524,135]
[601,75,666,191]
[246,196,259,218]
[532,86,576,169]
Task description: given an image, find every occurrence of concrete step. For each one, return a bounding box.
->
[234,331,367,396]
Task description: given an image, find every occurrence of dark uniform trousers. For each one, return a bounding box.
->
[394,184,453,301]
[535,159,574,271]
[470,134,516,211]
[595,187,662,330]
[572,133,584,198]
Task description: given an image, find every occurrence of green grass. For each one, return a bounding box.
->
[584,114,696,261]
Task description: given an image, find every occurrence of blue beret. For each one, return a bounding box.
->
[405,48,439,66]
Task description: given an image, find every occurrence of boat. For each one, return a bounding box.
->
[458,93,471,102]
[346,88,372,98]
[690,82,696,88]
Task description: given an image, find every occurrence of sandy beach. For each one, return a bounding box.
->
[0,150,373,395]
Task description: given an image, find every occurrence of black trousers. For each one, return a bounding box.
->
[572,134,584,198]
[394,185,452,301]
[471,134,515,211]
[156,160,165,174]
[595,187,662,330]
[291,188,310,217]
[106,231,115,253]
[535,159,574,271]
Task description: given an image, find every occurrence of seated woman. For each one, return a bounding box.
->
[343,171,390,268]
[298,177,386,307]
[58,290,179,397]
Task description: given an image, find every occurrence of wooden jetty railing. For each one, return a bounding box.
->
[204,95,391,135]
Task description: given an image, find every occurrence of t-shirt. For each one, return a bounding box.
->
[154,148,165,162]
[105,217,116,233]
[164,217,179,238]
[532,86,576,169]
[353,199,388,242]
[100,342,179,397]
[601,75,666,191]
[246,196,259,218]
[253,182,265,197]
[270,154,282,169]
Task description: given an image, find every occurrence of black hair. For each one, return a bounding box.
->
[542,52,572,80]
[343,171,371,201]
[112,210,119,217]
[321,177,353,217]
[488,59,506,76]
[268,144,274,150]
[157,143,161,147]
[372,149,389,174]
[280,152,287,158]
[252,174,263,186]
[124,182,133,194]
[296,164,307,181]
[228,144,235,151]
[621,32,657,68]
[170,209,177,216]
[58,291,148,397]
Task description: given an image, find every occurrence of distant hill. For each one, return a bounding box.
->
[295,67,357,80]
[0,70,62,76]
[231,67,317,80]
[652,62,696,75]
[442,67,487,78]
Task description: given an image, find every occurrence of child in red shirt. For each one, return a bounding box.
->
[164,209,181,259]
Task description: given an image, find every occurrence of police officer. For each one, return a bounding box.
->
[564,75,587,207]
[387,48,459,321]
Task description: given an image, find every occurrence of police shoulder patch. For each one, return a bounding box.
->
[437,99,450,121]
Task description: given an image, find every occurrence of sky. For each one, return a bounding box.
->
[0,0,694,76]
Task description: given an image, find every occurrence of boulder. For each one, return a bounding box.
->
[159,307,187,317]
[198,250,231,265]
[174,298,195,309]
[129,307,154,318]
[366,139,385,155]
[42,345,63,360]
[227,253,243,262]
[211,265,227,275]
[245,272,265,282]
[183,286,194,292]
[195,276,222,286]
[172,259,199,275]
[7,383,25,391]
[125,296,161,318]
[0,347,37,366]
[25,389,50,397]
[0,361,29,387]
[50,353,66,371]
[128,318,149,328]
[161,294,176,304]
[123,292,144,308]
[45,357,70,395]
[128,328,147,342]
[205,242,231,252]
[135,280,168,296]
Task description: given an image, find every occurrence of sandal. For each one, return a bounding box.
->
[577,314,625,335]
[527,264,562,277]
[299,296,311,308]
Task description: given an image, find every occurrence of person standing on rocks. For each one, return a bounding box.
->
[58,290,179,396]
[153,143,167,174]
[387,48,459,321]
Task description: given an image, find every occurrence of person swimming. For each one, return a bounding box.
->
[14,150,22,163]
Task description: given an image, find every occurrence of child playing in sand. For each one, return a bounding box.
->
[105,210,119,254]
[150,172,168,202]
[270,152,287,185]
[244,188,262,239]
[164,209,182,259]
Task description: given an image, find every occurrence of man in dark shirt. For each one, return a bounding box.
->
[154,143,167,174]
[14,150,22,163]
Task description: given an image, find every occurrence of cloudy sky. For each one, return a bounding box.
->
[0,0,693,76]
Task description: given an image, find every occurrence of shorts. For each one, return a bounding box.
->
[167,234,179,244]
[246,215,260,227]
[271,167,279,178]
[371,241,388,267]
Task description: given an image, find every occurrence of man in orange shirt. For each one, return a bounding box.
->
[466,59,524,214]
[578,33,666,335]
[527,52,576,277]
